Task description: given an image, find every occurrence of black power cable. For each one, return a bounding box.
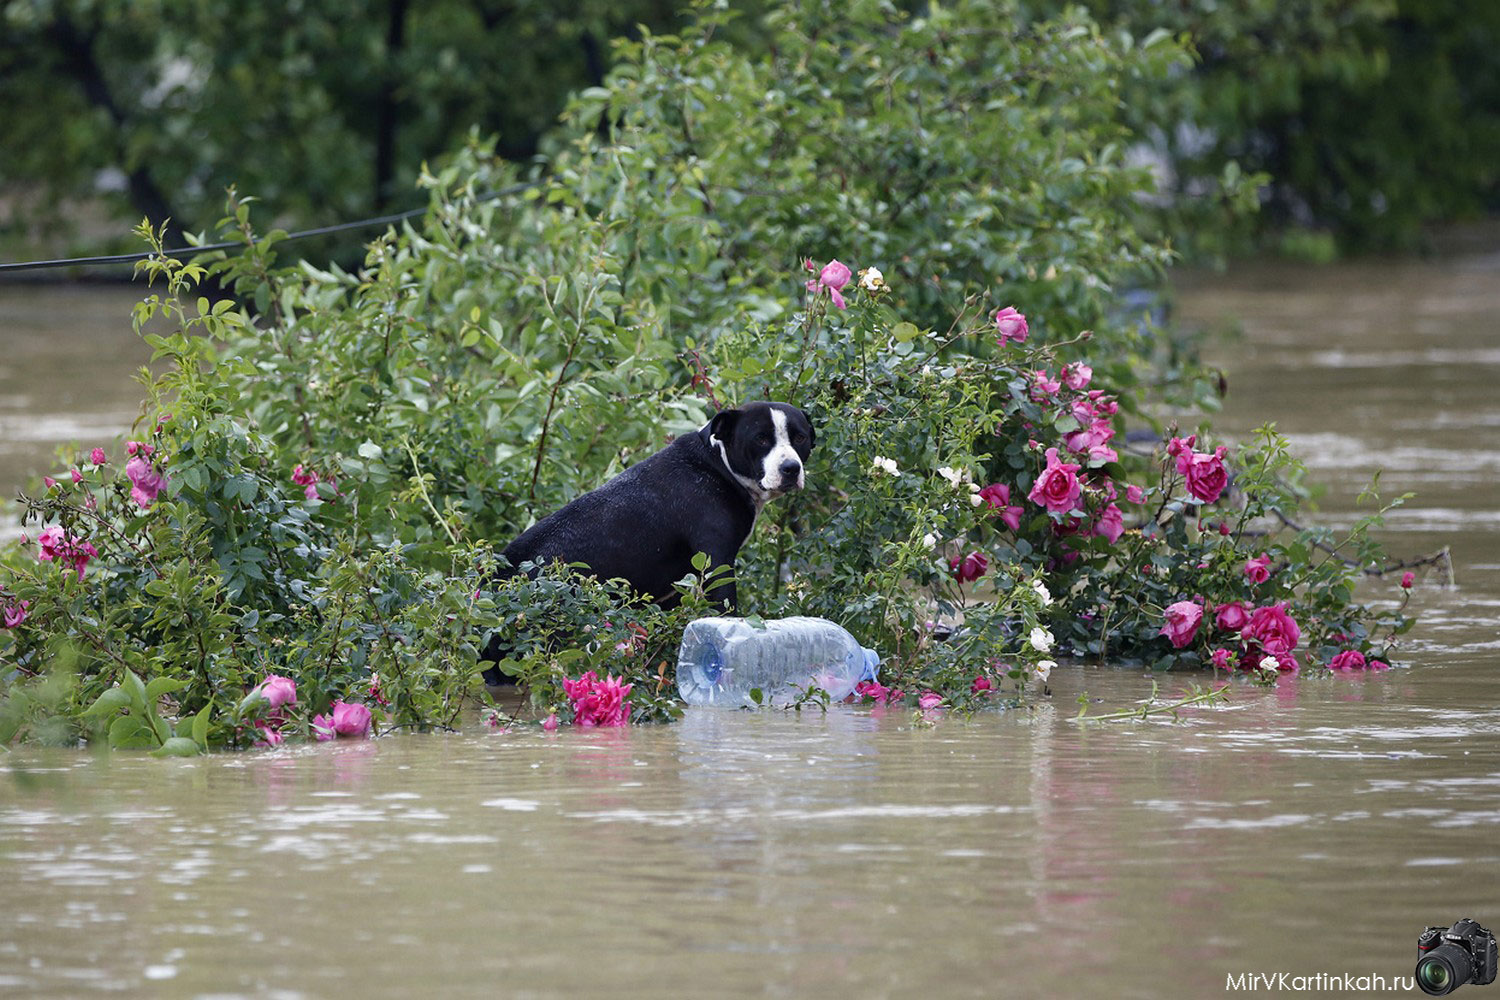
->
[0,181,539,274]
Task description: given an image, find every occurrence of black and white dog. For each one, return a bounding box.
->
[480,401,815,687]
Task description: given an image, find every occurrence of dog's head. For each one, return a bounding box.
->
[707,401,816,499]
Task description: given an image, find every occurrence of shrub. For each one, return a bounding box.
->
[0,1,1413,749]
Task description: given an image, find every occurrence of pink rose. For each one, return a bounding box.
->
[1245,602,1300,656]
[1210,648,1234,670]
[1087,390,1117,415]
[312,714,336,741]
[971,676,992,694]
[918,691,943,710]
[1214,601,1250,633]
[562,671,633,727]
[993,306,1029,344]
[1400,571,1415,589]
[1029,369,1061,401]
[1063,419,1115,458]
[1061,363,1092,390]
[806,259,852,310]
[541,713,559,731]
[978,483,1024,532]
[856,680,891,704]
[331,701,373,737]
[950,550,989,584]
[43,476,57,489]
[254,725,284,748]
[1125,484,1146,505]
[90,448,107,466]
[2,600,29,628]
[36,525,97,580]
[125,440,154,458]
[254,674,298,710]
[1165,435,1196,471]
[367,673,390,707]
[1182,447,1229,504]
[70,468,82,484]
[36,526,65,562]
[1027,448,1082,514]
[125,455,168,509]
[1368,659,1390,671]
[1328,650,1367,671]
[1244,554,1272,584]
[1160,600,1203,649]
[1092,504,1124,544]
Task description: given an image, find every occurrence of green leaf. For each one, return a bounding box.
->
[108,715,156,749]
[191,703,212,747]
[235,690,269,718]
[151,737,202,758]
[123,670,148,712]
[83,688,131,718]
[690,551,711,573]
[145,676,187,701]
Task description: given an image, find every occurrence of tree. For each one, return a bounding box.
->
[0,0,689,253]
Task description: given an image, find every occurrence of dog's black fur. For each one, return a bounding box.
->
[480,401,815,685]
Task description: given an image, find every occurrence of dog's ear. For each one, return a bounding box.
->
[708,408,741,443]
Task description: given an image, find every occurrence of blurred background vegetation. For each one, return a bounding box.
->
[1,0,1496,267]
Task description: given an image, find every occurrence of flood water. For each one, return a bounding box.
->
[2,254,1499,998]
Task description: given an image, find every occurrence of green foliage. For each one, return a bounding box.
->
[3,0,1496,261]
[1071,0,1500,254]
[0,0,1413,749]
[0,0,696,252]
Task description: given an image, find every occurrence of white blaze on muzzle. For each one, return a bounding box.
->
[761,408,804,491]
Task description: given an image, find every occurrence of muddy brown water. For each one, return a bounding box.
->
[2,263,1499,998]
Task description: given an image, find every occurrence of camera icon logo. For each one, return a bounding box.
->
[1418,919,1498,996]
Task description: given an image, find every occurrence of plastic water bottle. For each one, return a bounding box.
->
[677,616,881,708]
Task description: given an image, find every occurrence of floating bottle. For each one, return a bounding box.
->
[677,616,881,707]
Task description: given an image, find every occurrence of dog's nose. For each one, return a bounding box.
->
[778,460,803,487]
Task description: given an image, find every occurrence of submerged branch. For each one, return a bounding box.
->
[1073,680,1230,723]
[1270,508,1455,585]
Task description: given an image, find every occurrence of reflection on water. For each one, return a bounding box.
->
[5,676,1500,998]
[4,250,1500,997]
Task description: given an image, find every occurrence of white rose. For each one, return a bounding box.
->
[1258,655,1280,673]
[871,456,899,477]
[921,532,938,549]
[1029,626,1054,653]
[1030,580,1053,606]
[937,466,973,489]
[1035,660,1055,683]
[857,266,887,292]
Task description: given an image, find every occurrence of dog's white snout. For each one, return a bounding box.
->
[761,408,806,493]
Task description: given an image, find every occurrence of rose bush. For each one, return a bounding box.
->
[0,0,1416,749]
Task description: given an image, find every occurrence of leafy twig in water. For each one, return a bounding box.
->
[1072,679,1229,723]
